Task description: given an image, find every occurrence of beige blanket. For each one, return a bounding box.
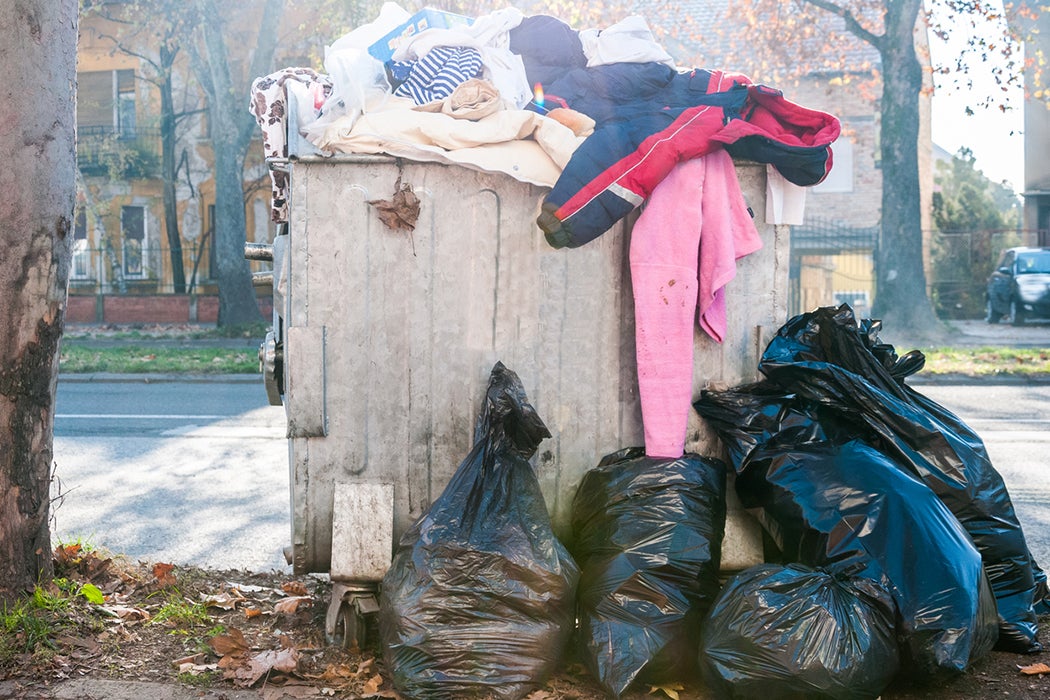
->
[311,96,585,188]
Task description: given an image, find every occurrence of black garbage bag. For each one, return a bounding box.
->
[378,362,579,700]
[569,447,727,697]
[758,304,1042,653]
[695,388,999,676]
[700,563,899,700]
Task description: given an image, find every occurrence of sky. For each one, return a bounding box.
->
[927,4,1026,191]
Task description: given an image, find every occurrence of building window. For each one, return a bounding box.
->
[812,135,854,194]
[73,208,92,279]
[77,69,136,134]
[121,205,145,277]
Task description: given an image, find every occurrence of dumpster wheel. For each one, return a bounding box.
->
[326,583,380,650]
[332,601,363,650]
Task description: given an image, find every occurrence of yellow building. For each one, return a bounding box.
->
[73,5,285,321]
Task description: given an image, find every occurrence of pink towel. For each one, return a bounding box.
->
[630,149,762,458]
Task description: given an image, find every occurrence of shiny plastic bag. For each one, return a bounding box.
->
[378,363,579,700]
[570,448,727,697]
[701,563,899,700]
[759,304,1042,653]
[695,388,999,676]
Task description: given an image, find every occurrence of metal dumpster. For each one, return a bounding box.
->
[254,148,787,644]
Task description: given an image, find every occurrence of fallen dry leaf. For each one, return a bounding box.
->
[274,596,312,614]
[54,543,83,565]
[362,674,384,695]
[209,627,250,657]
[172,653,208,668]
[1019,662,1050,675]
[649,683,684,700]
[232,646,300,687]
[101,604,150,621]
[282,580,309,596]
[201,590,247,610]
[226,581,283,596]
[152,562,176,587]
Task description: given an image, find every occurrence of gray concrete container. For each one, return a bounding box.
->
[269,154,787,581]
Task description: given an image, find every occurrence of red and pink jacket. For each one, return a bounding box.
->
[536,65,841,249]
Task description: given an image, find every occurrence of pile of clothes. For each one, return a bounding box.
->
[249,4,841,463]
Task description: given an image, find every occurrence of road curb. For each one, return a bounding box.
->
[908,373,1050,386]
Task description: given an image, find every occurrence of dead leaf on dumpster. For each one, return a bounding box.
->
[1019,662,1050,675]
[367,173,421,234]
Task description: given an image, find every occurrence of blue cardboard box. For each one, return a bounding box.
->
[368,8,474,62]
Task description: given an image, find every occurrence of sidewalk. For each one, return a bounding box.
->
[0,679,267,700]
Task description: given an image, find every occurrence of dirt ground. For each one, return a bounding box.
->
[2,546,1050,700]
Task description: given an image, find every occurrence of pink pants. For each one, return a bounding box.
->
[629,150,763,458]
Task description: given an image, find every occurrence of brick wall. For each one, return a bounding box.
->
[65,294,273,325]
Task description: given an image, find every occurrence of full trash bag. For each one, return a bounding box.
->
[378,362,579,700]
[695,387,1000,676]
[569,447,727,697]
[758,304,1042,653]
[700,563,899,700]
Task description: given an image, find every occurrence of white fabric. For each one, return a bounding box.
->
[391,8,531,109]
[765,164,808,225]
[312,97,584,187]
[579,16,676,68]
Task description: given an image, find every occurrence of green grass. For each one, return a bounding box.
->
[922,347,1050,376]
[149,593,211,630]
[0,586,72,667]
[59,345,259,374]
[57,341,1050,377]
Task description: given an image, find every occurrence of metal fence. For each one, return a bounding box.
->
[69,241,270,295]
[70,227,1037,320]
[76,126,162,179]
[927,229,1026,319]
[788,221,1039,320]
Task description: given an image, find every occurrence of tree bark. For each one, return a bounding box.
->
[870,0,944,338]
[159,44,187,294]
[0,0,77,605]
[193,0,285,327]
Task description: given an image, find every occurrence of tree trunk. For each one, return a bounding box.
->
[159,47,187,294]
[0,0,77,605]
[192,0,285,327]
[870,0,945,339]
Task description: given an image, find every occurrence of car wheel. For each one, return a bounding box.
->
[1010,299,1026,326]
[985,298,999,324]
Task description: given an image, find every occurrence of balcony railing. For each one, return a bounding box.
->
[77,125,162,179]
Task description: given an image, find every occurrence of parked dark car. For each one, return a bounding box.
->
[986,247,1050,325]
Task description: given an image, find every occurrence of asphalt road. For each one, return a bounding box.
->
[51,375,1050,576]
[52,377,291,572]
